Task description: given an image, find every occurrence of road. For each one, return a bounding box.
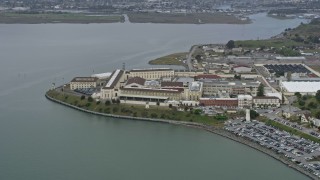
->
[186,45,197,70]
[257,108,320,139]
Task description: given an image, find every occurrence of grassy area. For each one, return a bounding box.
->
[259,116,320,143]
[288,19,320,38]
[149,52,188,66]
[235,19,320,55]
[265,120,320,143]
[128,12,250,24]
[0,12,124,24]
[235,39,303,49]
[46,90,226,126]
[293,95,319,117]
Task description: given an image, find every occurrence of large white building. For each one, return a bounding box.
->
[70,77,99,90]
[129,68,174,80]
[238,95,253,108]
[253,96,280,108]
[233,65,252,73]
[280,81,320,95]
[101,69,126,100]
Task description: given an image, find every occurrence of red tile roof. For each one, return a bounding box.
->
[126,77,146,86]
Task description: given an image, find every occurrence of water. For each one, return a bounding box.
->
[0,14,310,180]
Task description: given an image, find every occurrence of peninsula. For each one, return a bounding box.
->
[46,18,320,179]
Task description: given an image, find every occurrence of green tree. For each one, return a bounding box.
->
[194,109,202,115]
[316,90,320,102]
[316,111,320,119]
[298,100,305,106]
[105,100,111,106]
[234,74,241,80]
[250,110,259,119]
[215,114,228,121]
[257,84,265,96]
[88,96,93,102]
[80,95,85,100]
[308,102,317,109]
[226,40,235,49]
[195,54,202,61]
[295,92,302,99]
[302,95,308,100]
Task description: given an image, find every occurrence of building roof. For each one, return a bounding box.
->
[189,81,202,91]
[200,79,260,87]
[253,96,279,100]
[119,94,168,99]
[103,69,124,89]
[233,65,251,69]
[130,68,173,72]
[281,81,320,93]
[238,95,253,100]
[126,77,146,86]
[275,57,306,60]
[91,72,112,79]
[195,74,221,80]
[121,87,183,93]
[161,81,183,87]
[71,77,98,82]
[200,98,238,101]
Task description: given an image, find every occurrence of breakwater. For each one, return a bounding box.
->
[45,92,316,179]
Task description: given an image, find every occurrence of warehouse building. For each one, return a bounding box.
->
[280,81,320,95]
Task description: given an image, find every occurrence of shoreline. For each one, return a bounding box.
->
[45,92,316,179]
[0,12,252,24]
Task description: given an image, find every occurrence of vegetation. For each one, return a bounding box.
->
[257,84,265,97]
[265,120,320,143]
[149,52,187,66]
[226,40,235,49]
[235,19,320,55]
[235,39,303,49]
[0,12,124,24]
[127,12,251,24]
[250,110,259,119]
[46,90,228,126]
[293,92,320,117]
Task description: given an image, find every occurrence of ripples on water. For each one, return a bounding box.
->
[0,14,309,180]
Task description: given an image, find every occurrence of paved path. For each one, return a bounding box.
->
[187,45,197,70]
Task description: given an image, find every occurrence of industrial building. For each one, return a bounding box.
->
[280,81,320,95]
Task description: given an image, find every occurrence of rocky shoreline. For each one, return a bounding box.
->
[45,92,316,179]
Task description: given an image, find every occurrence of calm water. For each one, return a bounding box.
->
[0,14,310,180]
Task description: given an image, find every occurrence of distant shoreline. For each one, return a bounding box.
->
[45,91,316,179]
[0,12,125,24]
[0,12,251,24]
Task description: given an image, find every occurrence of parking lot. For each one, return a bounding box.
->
[263,64,310,74]
[74,88,97,96]
[258,108,320,139]
[225,120,320,178]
